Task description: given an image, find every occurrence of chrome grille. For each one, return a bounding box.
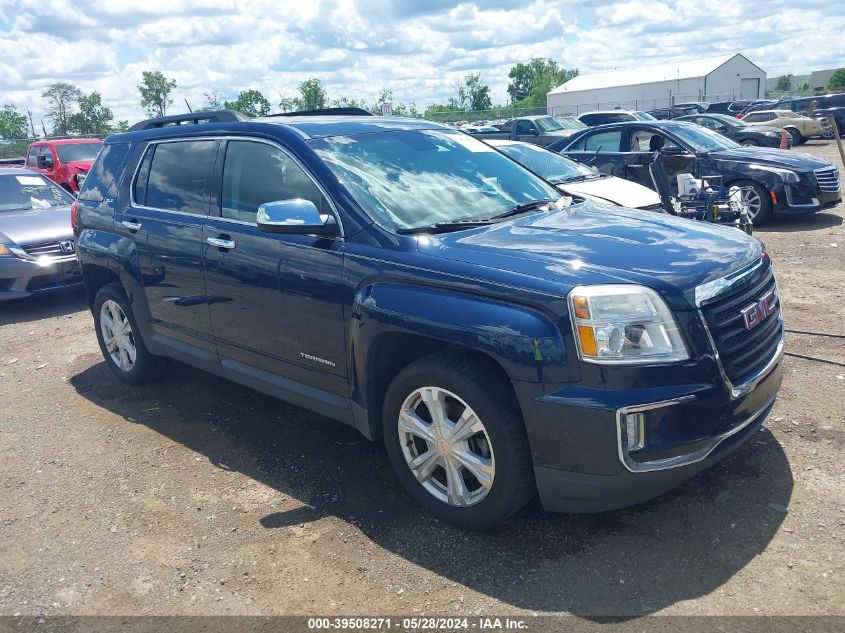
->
[22,240,74,258]
[701,266,782,382]
[814,168,840,193]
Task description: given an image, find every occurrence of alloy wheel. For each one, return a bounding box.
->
[739,186,762,221]
[100,299,137,372]
[398,386,495,507]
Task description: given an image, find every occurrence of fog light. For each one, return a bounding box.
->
[623,412,645,451]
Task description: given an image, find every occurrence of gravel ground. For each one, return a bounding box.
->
[0,140,843,622]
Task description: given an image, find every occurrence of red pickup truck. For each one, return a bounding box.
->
[24,138,103,193]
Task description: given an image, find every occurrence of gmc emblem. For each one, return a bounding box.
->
[741,290,778,330]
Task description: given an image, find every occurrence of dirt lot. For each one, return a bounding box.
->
[1,141,844,623]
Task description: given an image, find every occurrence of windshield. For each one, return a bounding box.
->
[54,142,102,163]
[496,143,597,183]
[0,173,74,212]
[553,117,587,130]
[633,112,657,121]
[711,114,744,128]
[310,129,561,231]
[535,117,565,132]
[671,124,739,152]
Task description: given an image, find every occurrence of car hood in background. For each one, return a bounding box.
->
[0,205,74,246]
[710,147,834,171]
[65,160,94,172]
[558,175,661,209]
[415,202,762,310]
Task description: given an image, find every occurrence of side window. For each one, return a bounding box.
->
[144,140,216,214]
[630,130,654,151]
[744,113,761,123]
[27,145,38,166]
[515,120,535,135]
[133,145,154,206]
[500,120,513,132]
[37,145,52,164]
[220,141,326,223]
[79,143,129,202]
[582,130,622,152]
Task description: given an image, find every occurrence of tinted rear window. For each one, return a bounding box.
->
[78,143,129,202]
[141,140,216,214]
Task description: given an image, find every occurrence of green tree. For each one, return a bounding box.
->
[67,92,113,135]
[457,73,492,111]
[332,96,367,109]
[42,82,83,135]
[224,89,272,117]
[138,70,177,117]
[297,78,327,110]
[775,74,793,91]
[112,120,130,133]
[507,58,578,108]
[827,68,845,91]
[202,90,224,110]
[423,102,462,119]
[0,104,28,139]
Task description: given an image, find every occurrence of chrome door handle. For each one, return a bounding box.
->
[206,236,236,250]
[121,220,142,231]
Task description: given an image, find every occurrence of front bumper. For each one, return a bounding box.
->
[0,255,83,301]
[775,177,841,215]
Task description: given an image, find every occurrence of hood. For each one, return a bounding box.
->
[711,146,833,171]
[65,160,93,172]
[415,202,762,310]
[0,205,74,246]
[558,175,661,210]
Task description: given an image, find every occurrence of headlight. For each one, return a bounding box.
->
[0,244,11,257]
[746,164,799,182]
[568,285,689,364]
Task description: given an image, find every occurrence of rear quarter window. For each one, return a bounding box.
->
[78,143,130,202]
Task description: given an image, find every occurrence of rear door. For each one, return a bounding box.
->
[563,127,626,176]
[119,138,218,354]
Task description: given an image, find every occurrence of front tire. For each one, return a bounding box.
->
[740,138,759,147]
[733,179,773,225]
[93,283,169,384]
[382,352,535,529]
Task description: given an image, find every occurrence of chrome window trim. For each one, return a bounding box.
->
[128,135,345,237]
[615,391,777,473]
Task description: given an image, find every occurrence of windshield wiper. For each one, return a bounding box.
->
[489,198,557,220]
[396,219,494,235]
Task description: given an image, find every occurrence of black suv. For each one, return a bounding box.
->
[73,109,785,529]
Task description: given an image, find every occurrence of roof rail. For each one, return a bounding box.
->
[127,110,247,132]
[265,107,374,118]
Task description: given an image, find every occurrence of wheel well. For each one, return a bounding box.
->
[364,333,517,440]
[82,264,120,308]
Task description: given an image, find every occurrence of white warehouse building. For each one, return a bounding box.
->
[547,53,766,115]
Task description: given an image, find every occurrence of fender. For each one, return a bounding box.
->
[348,281,574,438]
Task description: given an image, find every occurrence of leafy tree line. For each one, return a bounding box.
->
[0,58,581,143]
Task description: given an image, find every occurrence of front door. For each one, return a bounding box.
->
[624,129,696,193]
[119,138,218,354]
[202,139,348,398]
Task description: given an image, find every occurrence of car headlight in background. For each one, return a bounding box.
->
[747,164,800,183]
[0,244,11,257]
[0,244,31,259]
[568,285,689,364]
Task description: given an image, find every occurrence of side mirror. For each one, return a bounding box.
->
[37,155,54,169]
[660,145,688,156]
[257,199,338,237]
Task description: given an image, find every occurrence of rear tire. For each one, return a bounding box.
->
[382,352,535,529]
[786,127,803,146]
[733,179,773,225]
[93,283,169,384]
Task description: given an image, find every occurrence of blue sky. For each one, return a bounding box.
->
[1,0,844,126]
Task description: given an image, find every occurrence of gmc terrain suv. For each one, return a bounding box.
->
[74,109,784,529]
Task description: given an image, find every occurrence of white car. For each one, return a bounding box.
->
[486,139,663,211]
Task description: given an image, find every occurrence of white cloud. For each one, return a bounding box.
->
[0,0,843,128]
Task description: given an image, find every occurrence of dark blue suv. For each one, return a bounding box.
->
[73,110,784,529]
